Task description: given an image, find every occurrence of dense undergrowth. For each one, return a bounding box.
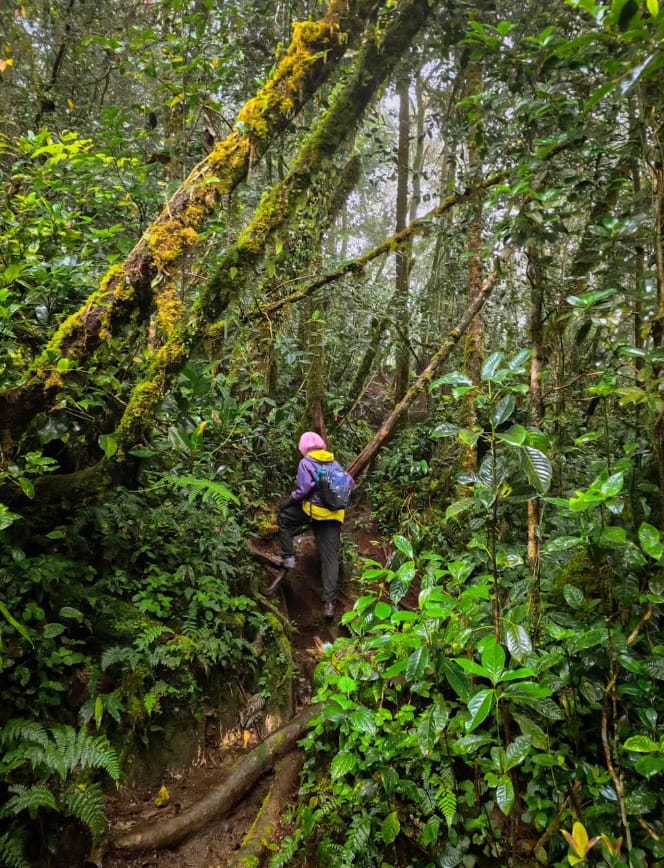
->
[269,353,664,868]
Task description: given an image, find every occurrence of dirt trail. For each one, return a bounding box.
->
[102,518,385,868]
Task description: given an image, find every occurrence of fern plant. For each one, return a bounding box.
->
[0,720,120,864]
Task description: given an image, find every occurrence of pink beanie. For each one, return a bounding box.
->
[298,431,326,455]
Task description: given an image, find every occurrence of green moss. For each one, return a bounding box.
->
[149,222,199,270]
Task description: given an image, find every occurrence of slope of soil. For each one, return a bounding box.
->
[100,514,385,868]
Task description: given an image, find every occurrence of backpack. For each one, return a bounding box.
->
[314,462,353,510]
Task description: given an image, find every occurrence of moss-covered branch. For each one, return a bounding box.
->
[248,177,506,320]
[114,0,439,446]
[0,0,381,452]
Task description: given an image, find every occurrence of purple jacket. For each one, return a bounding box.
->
[290,448,355,518]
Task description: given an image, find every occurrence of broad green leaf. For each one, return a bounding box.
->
[393,535,414,559]
[492,394,515,428]
[639,522,663,560]
[331,751,357,779]
[421,815,442,846]
[434,371,473,387]
[337,675,357,693]
[505,735,532,770]
[600,471,624,497]
[543,536,583,553]
[445,498,474,521]
[495,774,515,815]
[623,735,659,753]
[505,625,532,661]
[350,706,377,734]
[521,446,552,493]
[374,601,392,620]
[599,526,627,546]
[497,424,527,446]
[465,688,494,732]
[481,351,505,381]
[43,623,65,638]
[98,433,118,459]
[569,627,607,652]
[481,642,506,685]
[19,478,35,499]
[381,810,400,844]
[58,607,83,620]
[528,697,564,720]
[512,712,550,750]
[508,349,531,370]
[563,584,584,609]
[647,0,659,15]
[502,682,553,702]
[0,504,22,531]
[431,422,460,438]
[406,645,430,681]
[634,756,664,778]
[454,657,489,678]
[383,658,408,679]
[440,660,471,702]
[382,767,399,796]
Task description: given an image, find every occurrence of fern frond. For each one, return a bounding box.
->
[101,645,135,671]
[0,831,30,868]
[268,829,302,868]
[0,719,49,749]
[63,782,107,839]
[4,783,58,817]
[47,726,120,783]
[165,474,239,508]
[436,764,457,830]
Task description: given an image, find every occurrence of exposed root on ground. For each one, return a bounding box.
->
[108,705,319,856]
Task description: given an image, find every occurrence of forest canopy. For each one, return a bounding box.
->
[1,0,664,866]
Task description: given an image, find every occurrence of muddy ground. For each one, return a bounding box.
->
[99,518,387,868]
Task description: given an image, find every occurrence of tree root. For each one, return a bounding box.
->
[227,750,305,868]
[109,704,318,854]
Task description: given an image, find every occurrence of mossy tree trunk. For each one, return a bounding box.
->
[0,0,381,454]
[112,0,438,448]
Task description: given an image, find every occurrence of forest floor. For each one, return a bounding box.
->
[101,513,387,868]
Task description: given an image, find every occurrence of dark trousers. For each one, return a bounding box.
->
[277,501,341,604]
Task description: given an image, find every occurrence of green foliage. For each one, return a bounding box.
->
[0,720,119,863]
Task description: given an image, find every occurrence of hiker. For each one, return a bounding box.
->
[277,431,355,618]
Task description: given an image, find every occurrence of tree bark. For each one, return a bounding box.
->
[227,751,305,868]
[110,705,318,853]
[393,74,411,402]
[348,270,497,480]
[113,0,438,447]
[0,0,381,453]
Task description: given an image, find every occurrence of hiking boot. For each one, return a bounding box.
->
[279,555,296,569]
[323,601,335,618]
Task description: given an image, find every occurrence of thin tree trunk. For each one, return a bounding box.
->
[394,75,411,402]
[460,53,484,477]
[527,245,545,640]
[348,270,497,480]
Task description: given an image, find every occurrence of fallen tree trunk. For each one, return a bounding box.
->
[348,269,499,481]
[227,750,305,868]
[110,704,319,854]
